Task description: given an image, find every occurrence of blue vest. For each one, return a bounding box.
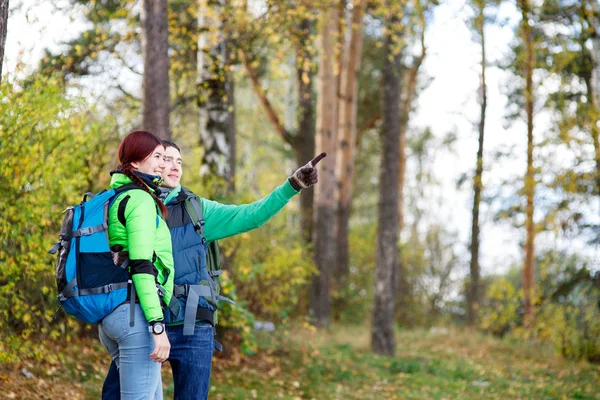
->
[163,189,215,325]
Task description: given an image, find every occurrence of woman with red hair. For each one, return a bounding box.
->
[98,130,174,399]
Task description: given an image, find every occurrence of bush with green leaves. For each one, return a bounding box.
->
[479,277,520,337]
[0,74,122,361]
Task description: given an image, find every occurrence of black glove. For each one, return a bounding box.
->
[289,153,327,191]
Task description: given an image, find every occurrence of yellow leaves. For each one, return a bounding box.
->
[240,264,252,276]
[479,278,520,335]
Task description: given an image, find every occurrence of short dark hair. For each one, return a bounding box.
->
[162,139,181,152]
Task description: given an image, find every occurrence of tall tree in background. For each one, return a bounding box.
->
[519,0,536,330]
[592,1,600,112]
[466,0,488,326]
[0,0,8,81]
[311,2,340,327]
[294,17,317,243]
[335,0,366,288]
[372,9,402,356]
[198,0,236,190]
[142,0,171,139]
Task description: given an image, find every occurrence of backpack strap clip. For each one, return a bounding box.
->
[72,223,108,238]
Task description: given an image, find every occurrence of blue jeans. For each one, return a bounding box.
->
[98,303,163,400]
[103,321,214,400]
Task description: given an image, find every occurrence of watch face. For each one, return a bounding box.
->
[153,323,164,334]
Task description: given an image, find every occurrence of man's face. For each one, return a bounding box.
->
[162,146,182,188]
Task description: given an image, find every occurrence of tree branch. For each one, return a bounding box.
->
[239,48,292,144]
[116,82,141,102]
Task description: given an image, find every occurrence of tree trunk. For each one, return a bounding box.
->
[141,0,171,139]
[467,0,487,326]
[311,5,340,328]
[294,18,317,244]
[198,0,235,188]
[372,15,401,356]
[335,0,365,289]
[0,0,8,81]
[519,0,536,331]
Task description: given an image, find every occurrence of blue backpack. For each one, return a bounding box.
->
[50,184,140,324]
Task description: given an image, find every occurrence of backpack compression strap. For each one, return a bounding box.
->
[180,197,233,340]
[183,198,234,309]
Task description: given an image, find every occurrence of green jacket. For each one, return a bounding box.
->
[164,179,300,241]
[108,173,174,323]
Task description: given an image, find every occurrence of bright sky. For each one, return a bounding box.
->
[411,0,527,275]
[4,0,582,277]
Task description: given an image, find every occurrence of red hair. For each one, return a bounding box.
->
[116,130,168,218]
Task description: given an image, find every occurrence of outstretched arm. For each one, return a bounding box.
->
[203,153,326,242]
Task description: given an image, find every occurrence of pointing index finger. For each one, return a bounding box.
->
[310,152,327,167]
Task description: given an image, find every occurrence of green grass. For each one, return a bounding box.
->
[2,326,599,399]
[207,326,600,400]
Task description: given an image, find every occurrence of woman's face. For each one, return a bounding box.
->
[131,144,166,176]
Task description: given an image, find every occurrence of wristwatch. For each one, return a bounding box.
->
[149,321,165,335]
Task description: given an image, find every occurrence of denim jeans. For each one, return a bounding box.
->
[98,303,163,400]
[103,321,214,400]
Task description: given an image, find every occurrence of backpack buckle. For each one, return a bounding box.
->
[49,242,60,255]
[78,226,93,236]
[193,219,205,232]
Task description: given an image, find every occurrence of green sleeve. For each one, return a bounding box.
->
[202,179,299,242]
[124,192,163,322]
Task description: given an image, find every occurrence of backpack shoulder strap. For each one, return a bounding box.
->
[113,183,141,196]
[183,195,206,242]
[110,184,147,227]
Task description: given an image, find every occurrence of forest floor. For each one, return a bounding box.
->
[1,325,599,399]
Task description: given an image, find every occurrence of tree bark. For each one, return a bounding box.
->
[0,0,8,81]
[519,0,536,330]
[311,5,340,328]
[372,14,401,356]
[198,0,235,188]
[335,0,365,287]
[141,0,171,139]
[294,18,317,244]
[467,0,487,326]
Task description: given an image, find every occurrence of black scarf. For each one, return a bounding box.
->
[111,167,163,194]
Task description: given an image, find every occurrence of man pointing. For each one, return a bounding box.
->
[103,140,326,400]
